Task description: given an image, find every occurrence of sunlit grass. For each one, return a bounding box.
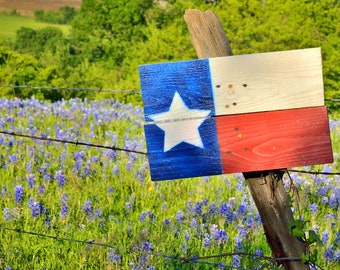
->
[0,14,70,41]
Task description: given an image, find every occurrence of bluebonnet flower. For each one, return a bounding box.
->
[14,185,24,203]
[232,255,241,268]
[140,211,155,222]
[143,241,152,252]
[237,203,247,215]
[219,202,231,216]
[107,248,121,263]
[112,164,119,176]
[83,165,91,176]
[31,201,43,218]
[163,219,170,226]
[203,233,211,248]
[3,208,12,220]
[8,154,17,163]
[322,197,329,204]
[4,265,12,270]
[43,172,51,181]
[217,229,228,242]
[210,224,219,240]
[190,217,197,229]
[84,199,93,217]
[208,202,217,215]
[107,186,114,193]
[176,210,185,223]
[125,202,133,211]
[39,184,45,194]
[27,174,35,188]
[310,203,318,214]
[54,170,66,187]
[322,230,329,244]
[126,160,132,171]
[1,185,7,195]
[60,194,69,217]
[193,202,203,215]
[329,194,337,208]
[324,244,337,262]
[26,160,32,173]
[218,263,225,270]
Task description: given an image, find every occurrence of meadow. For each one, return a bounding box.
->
[0,96,339,269]
[0,14,70,41]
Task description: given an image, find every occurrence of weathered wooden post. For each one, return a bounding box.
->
[139,9,333,270]
[182,9,308,269]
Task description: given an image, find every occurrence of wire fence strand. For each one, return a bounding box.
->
[1,225,310,269]
[0,84,140,94]
[0,130,147,155]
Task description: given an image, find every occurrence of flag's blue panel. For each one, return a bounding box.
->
[144,117,222,180]
[139,59,215,122]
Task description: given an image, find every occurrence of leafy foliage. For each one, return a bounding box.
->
[0,0,338,108]
[34,6,78,25]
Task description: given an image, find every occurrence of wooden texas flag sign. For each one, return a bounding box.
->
[139,48,333,181]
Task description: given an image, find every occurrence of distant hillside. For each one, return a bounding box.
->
[0,0,81,16]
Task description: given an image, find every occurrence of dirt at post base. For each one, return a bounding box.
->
[0,0,82,16]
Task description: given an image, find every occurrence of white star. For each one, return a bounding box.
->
[149,92,211,152]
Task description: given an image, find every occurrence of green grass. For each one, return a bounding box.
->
[0,14,70,41]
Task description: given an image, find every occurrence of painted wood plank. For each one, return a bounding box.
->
[139,59,215,122]
[211,48,324,115]
[144,117,223,180]
[140,48,324,119]
[216,106,333,173]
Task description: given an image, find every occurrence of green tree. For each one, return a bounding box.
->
[70,0,154,65]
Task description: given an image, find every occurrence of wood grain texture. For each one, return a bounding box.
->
[140,48,324,119]
[216,106,333,173]
[211,48,324,115]
[184,9,233,58]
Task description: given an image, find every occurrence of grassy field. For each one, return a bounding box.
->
[0,96,339,269]
[0,14,70,41]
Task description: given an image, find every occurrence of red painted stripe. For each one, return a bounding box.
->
[215,106,333,173]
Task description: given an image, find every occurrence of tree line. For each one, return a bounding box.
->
[0,0,339,110]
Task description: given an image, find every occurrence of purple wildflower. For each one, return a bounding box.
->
[84,199,93,216]
[107,248,121,263]
[232,255,241,268]
[163,219,170,225]
[322,230,329,244]
[176,210,185,223]
[203,233,211,248]
[143,241,152,252]
[27,174,35,188]
[39,184,45,194]
[14,185,24,203]
[310,203,318,214]
[126,160,132,171]
[3,208,12,220]
[54,170,66,187]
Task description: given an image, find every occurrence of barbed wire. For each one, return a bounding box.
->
[1,225,312,269]
[286,169,340,176]
[0,84,140,94]
[0,130,147,156]
[2,130,340,177]
[1,84,340,103]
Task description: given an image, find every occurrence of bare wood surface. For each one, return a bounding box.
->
[184,9,309,269]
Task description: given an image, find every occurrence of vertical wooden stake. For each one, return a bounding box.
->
[184,9,308,270]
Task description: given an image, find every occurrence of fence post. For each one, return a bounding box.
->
[184,9,308,269]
